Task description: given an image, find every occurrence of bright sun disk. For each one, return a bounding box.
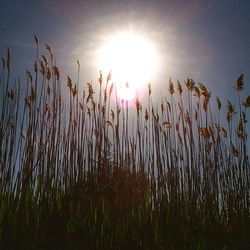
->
[97,32,158,101]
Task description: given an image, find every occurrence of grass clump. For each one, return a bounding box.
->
[0,37,250,249]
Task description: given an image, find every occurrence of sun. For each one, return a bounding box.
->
[97,31,158,101]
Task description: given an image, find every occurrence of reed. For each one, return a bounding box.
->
[0,37,249,250]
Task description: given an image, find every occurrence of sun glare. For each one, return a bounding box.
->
[97,31,158,101]
[117,85,136,101]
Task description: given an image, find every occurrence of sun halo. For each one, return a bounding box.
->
[97,31,158,102]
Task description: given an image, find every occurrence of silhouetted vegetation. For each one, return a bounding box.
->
[0,37,250,249]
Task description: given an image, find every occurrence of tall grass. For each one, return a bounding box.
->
[0,37,250,250]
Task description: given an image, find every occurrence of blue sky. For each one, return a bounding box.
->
[0,0,250,102]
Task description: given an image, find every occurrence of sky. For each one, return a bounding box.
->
[0,0,250,103]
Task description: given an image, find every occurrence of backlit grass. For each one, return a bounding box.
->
[0,37,250,249]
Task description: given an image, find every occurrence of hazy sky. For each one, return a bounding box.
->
[0,0,250,102]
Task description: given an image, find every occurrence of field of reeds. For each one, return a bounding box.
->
[0,37,250,250]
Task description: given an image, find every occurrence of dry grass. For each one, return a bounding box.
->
[0,37,249,250]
